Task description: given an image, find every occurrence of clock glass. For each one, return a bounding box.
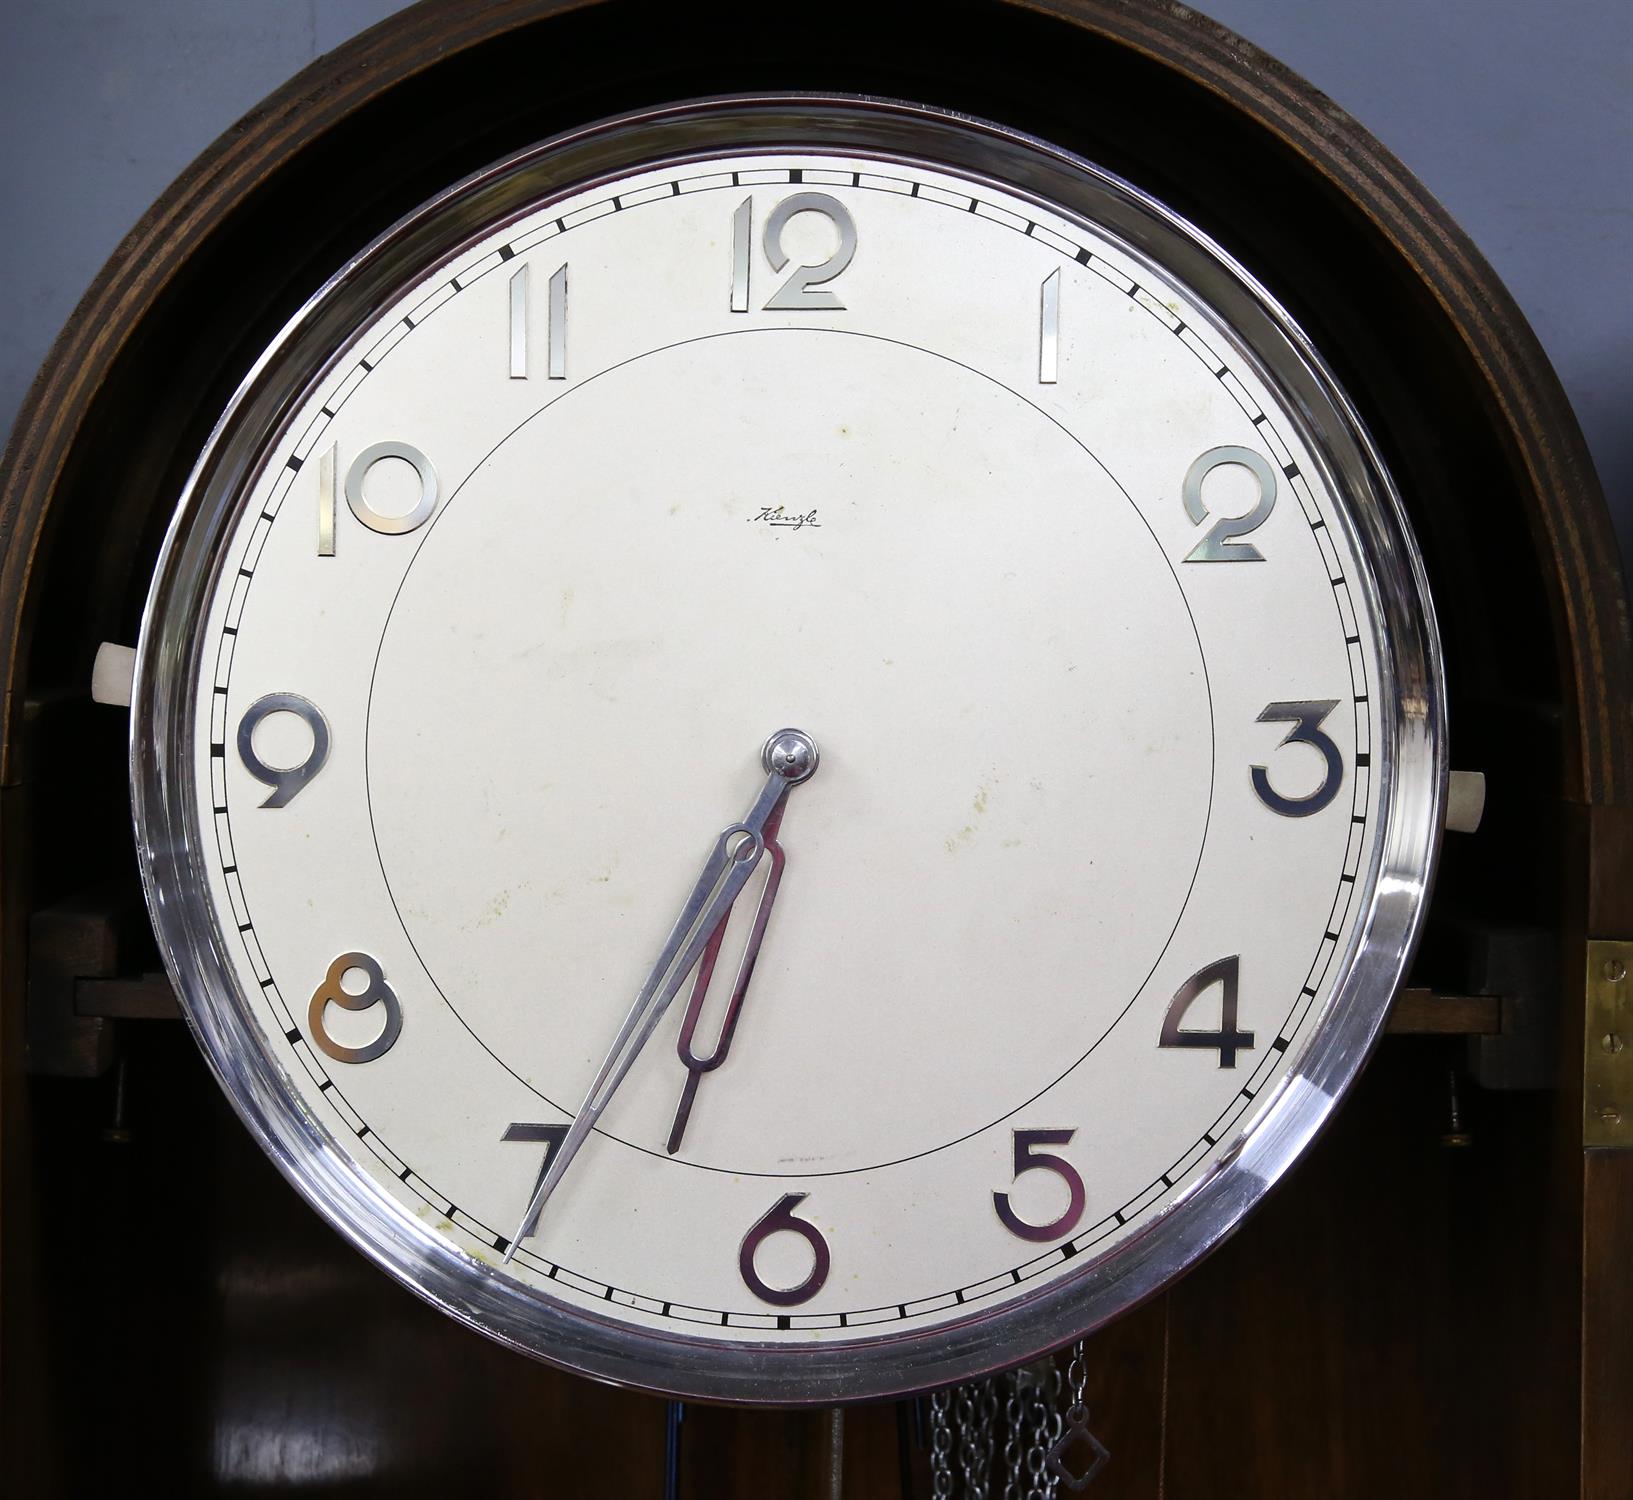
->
[132,96,1444,1403]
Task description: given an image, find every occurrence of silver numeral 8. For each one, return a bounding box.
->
[308,952,403,1064]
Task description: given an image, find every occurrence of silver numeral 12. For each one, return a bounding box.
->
[732,193,857,312]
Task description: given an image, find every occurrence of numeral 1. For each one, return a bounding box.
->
[731,198,752,313]
[1039,269,1060,384]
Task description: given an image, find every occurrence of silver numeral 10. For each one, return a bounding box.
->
[318,440,440,554]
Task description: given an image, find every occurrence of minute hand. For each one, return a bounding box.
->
[502,729,818,1262]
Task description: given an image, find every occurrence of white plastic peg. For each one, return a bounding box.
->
[91,642,137,708]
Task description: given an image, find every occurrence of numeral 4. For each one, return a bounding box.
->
[1159,955,1255,1068]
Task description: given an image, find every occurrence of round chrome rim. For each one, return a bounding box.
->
[131,93,1447,1405]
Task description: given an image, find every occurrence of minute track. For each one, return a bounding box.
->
[137,101,1432,1399]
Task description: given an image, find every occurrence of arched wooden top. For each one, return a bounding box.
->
[2,0,1627,799]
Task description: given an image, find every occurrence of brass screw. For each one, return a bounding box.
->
[1601,1107,1623,1127]
[1440,1066,1473,1149]
[1604,1033,1627,1055]
[101,1057,132,1146]
[1603,957,1628,984]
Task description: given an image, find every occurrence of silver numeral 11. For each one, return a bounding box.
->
[509,262,568,380]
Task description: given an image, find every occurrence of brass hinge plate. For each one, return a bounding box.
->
[1585,940,1633,1148]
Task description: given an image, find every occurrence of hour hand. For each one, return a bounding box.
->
[501,729,818,1260]
[666,800,789,1155]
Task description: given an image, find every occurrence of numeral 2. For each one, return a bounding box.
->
[1182,445,1277,562]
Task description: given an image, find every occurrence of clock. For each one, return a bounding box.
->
[4,3,1628,1494]
[130,92,1442,1403]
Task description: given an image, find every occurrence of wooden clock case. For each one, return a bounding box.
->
[2,2,1628,1494]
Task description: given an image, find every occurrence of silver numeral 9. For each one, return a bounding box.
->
[236,693,330,808]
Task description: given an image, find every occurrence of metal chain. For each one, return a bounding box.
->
[956,1383,981,1497]
[973,1375,1000,1498]
[1001,1371,1026,1500]
[1063,1340,1089,1429]
[930,1389,956,1499]
[934,1343,1101,1499]
[1024,1362,1063,1500]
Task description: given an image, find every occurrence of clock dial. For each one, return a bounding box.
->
[133,98,1443,1401]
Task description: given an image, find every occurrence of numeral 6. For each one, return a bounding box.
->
[739,1193,831,1306]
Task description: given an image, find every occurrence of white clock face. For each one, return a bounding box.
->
[134,99,1442,1401]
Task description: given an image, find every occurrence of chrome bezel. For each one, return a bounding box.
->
[131,94,1447,1405]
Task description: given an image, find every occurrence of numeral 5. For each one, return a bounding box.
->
[993,1128,1087,1243]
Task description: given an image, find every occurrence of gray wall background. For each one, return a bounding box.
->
[3,0,1628,569]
